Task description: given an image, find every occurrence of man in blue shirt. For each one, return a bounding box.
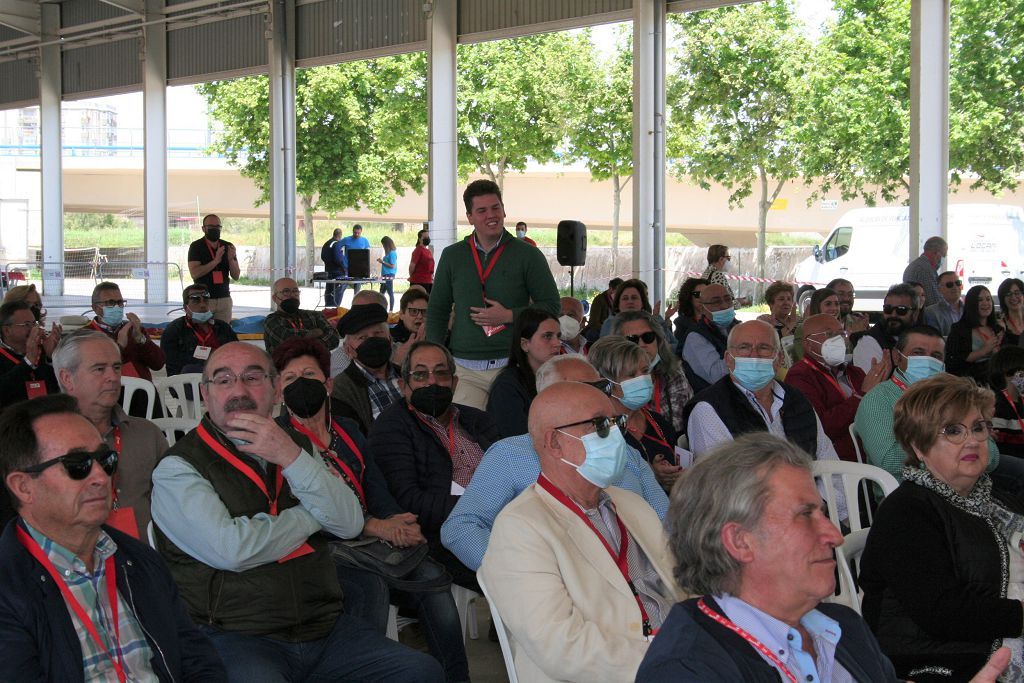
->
[441,354,669,571]
[335,224,371,304]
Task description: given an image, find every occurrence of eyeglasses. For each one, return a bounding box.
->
[204,224,222,229]
[3,321,38,329]
[805,330,849,341]
[1007,290,1024,298]
[729,343,779,358]
[21,448,118,480]
[938,420,993,444]
[95,299,127,308]
[187,293,212,303]
[554,414,628,439]
[702,296,734,307]
[276,288,301,297]
[883,304,915,315]
[204,370,273,388]
[404,307,428,317]
[625,331,657,345]
[943,280,964,289]
[408,368,454,383]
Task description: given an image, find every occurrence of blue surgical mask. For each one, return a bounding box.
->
[190,310,214,324]
[901,354,945,384]
[101,305,124,326]
[559,425,628,488]
[731,356,776,391]
[610,373,654,410]
[711,307,736,326]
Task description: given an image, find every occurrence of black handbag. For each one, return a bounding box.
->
[330,539,451,593]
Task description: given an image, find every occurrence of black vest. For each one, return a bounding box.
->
[674,316,734,393]
[156,417,342,642]
[682,375,819,455]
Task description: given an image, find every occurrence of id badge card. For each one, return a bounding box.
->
[25,380,47,399]
[193,345,212,360]
[212,270,225,285]
[482,324,507,337]
[106,507,140,539]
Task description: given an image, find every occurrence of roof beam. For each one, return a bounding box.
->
[0,0,40,37]
[98,0,145,15]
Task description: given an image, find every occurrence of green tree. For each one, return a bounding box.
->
[566,28,633,273]
[456,32,594,192]
[798,0,1024,204]
[667,1,809,288]
[198,53,427,279]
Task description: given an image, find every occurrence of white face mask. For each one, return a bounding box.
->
[559,315,581,341]
[819,335,848,367]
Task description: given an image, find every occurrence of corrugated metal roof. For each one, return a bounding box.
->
[0,58,38,107]
[62,38,142,95]
[297,0,425,63]
[458,0,632,38]
[60,0,133,29]
[0,26,30,42]
[168,14,267,83]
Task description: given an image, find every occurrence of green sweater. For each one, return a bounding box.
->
[426,231,559,360]
[854,370,999,479]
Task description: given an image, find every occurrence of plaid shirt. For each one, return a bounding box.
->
[23,522,156,682]
[353,361,402,419]
[417,406,485,488]
[262,308,342,357]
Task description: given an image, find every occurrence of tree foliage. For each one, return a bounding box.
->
[667,1,809,280]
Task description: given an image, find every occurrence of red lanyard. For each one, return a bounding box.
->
[639,408,671,450]
[1003,391,1024,434]
[696,598,798,683]
[110,425,122,505]
[17,525,127,683]
[285,318,304,331]
[205,239,218,260]
[411,406,457,459]
[468,236,508,297]
[197,424,285,514]
[536,474,656,637]
[290,417,367,509]
[186,320,216,348]
[801,358,846,397]
[0,346,21,365]
[891,375,908,392]
[650,376,663,414]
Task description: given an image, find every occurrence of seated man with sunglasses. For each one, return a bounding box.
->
[851,283,919,375]
[924,271,965,337]
[0,394,225,681]
[480,380,683,683]
[160,284,239,376]
[441,353,668,573]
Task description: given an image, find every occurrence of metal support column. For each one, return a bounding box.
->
[909,0,950,261]
[143,0,168,303]
[268,0,296,290]
[39,2,62,296]
[426,0,458,252]
[633,0,666,304]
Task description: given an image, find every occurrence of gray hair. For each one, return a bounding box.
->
[610,310,681,377]
[725,319,780,353]
[400,340,456,380]
[52,330,120,390]
[535,353,592,392]
[588,336,650,383]
[352,290,389,309]
[91,281,121,304]
[667,433,812,595]
[923,236,947,253]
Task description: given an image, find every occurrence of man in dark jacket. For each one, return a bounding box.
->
[370,340,499,591]
[0,394,225,681]
[331,302,403,435]
[0,300,60,410]
[636,433,1011,682]
[159,284,238,376]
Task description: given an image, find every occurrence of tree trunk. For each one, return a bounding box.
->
[302,195,315,285]
[756,169,770,304]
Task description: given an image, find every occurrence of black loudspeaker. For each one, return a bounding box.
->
[557,220,587,266]
[347,249,370,278]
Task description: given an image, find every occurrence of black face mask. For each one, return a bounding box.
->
[356,336,392,368]
[421,237,430,246]
[205,227,221,242]
[410,384,454,418]
[279,298,300,315]
[283,376,328,419]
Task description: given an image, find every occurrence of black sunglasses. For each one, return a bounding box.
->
[883,304,915,315]
[21,448,118,480]
[625,331,658,345]
[583,379,613,395]
[943,280,963,289]
[187,293,212,302]
[554,414,629,439]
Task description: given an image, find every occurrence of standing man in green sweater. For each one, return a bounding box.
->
[426,180,559,409]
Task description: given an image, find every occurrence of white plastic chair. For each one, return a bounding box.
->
[146,520,157,550]
[385,605,419,641]
[847,423,876,524]
[120,376,156,420]
[151,417,200,446]
[154,373,204,420]
[831,528,870,614]
[478,572,519,683]
[848,423,865,464]
[812,460,899,533]
[451,583,481,641]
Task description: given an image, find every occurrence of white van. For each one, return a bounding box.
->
[794,204,1024,311]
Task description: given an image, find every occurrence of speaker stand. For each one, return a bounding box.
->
[569,266,575,298]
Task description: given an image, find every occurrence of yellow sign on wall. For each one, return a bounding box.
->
[770,198,789,211]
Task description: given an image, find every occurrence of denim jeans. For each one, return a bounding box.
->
[324,269,343,306]
[198,612,444,683]
[379,279,395,311]
[336,560,469,683]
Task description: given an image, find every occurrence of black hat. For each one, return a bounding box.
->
[337,303,389,337]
